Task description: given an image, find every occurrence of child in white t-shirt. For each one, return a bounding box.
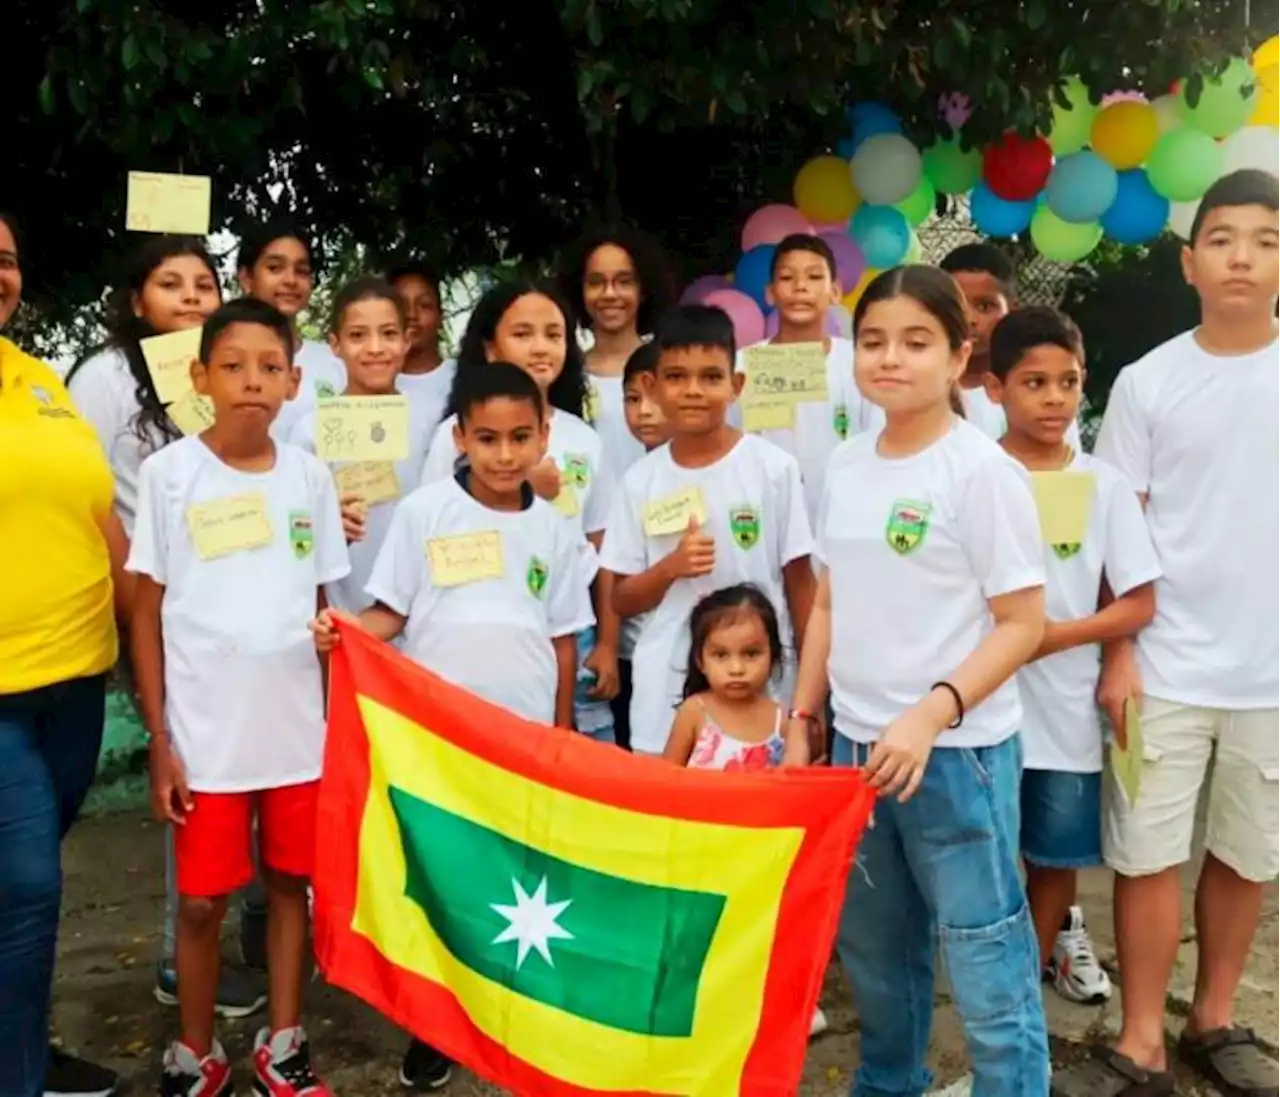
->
[128,299,350,1097]
[732,233,878,526]
[986,307,1160,1007]
[386,260,456,442]
[601,304,814,756]
[289,277,434,614]
[787,265,1049,1095]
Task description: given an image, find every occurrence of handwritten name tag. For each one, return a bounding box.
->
[741,342,829,433]
[315,395,410,463]
[1030,471,1096,545]
[141,328,202,405]
[333,461,401,506]
[426,531,505,588]
[125,171,212,235]
[643,486,707,537]
[168,390,216,436]
[186,492,273,560]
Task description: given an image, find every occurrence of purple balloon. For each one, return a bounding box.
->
[819,231,867,293]
[680,275,732,304]
[703,288,767,347]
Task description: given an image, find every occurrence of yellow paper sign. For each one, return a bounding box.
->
[742,401,795,432]
[185,492,273,561]
[141,328,202,405]
[643,486,707,537]
[740,343,828,433]
[1111,698,1144,806]
[333,461,401,507]
[168,390,216,436]
[315,395,410,463]
[551,486,581,518]
[125,171,212,235]
[1030,471,1096,545]
[426,531,505,588]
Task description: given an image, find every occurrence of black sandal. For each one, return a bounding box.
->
[1051,1046,1175,1097]
[1177,1026,1279,1097]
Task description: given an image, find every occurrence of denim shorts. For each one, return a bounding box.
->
[1020,768,1102,869]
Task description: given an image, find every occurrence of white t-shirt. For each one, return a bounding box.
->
[960,384,1084,452]
[288,389,434,613]
[396,358,457,451]
[600,434,813,753]
[272,341,348,443]
[732,338,877,526]
[1095,331,1280,709]
[816,419,1045,749]
[366,476,595,724]
[125,437,350,791]
[586,374,646,478]
[67,347,174,536]
[1016,453,1162,772]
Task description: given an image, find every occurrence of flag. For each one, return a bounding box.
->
[314,620,875,1097]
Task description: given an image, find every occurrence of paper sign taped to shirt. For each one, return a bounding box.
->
[551,485,581,518]
[426,531,505,588]
[1030,471,1096,545]
[741,342,828,433]
[1111,698,1144,807]
[742,399,795,432]
[167,390,216,437]
[125,171,212,235]
[643,486,707,537]
[141,328,203,405]
[315,395,410,463]
[186,492,273,560]
[333,461,401,506]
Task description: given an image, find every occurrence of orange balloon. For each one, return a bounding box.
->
[1091,100,1159,169]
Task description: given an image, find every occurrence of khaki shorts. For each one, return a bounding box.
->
[1103,698,1279,882]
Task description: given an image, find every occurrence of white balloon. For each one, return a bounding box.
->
[1220,126,1280,177]
[851,133,923,205]
[1168,199,1199,239]
[1152,93,1182,135]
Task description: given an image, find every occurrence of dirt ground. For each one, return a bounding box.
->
[53,812,1277,1096]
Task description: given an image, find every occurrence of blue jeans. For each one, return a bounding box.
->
[0,674,106,1097]
[832,734,1048,1097]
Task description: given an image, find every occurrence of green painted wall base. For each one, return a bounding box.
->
[85,686,150,816]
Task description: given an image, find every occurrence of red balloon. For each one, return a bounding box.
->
[982,132,1054,201]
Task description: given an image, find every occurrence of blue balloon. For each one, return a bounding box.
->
[1046,151,1119,224]
[849,205,911,268]
[1101,170,1170,245]
[733,245,776,310]
[970,182,1036,238]
[835,135,857,159]
[845,101,902,151]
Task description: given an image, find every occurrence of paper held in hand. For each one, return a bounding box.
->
[1030,470,1096,545]
[333,461,402,506]
[141,328,203,405]
[741,342,829,433]
[426,531,505,588]
[185,492,273,561]
[1111,698,1144,807]
[125,171,212,236]
[168,390,216,437]
[315,395,411,463]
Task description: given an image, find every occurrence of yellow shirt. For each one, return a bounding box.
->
[0,338,118,693]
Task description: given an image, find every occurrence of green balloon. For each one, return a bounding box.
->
[1178,57,1259,138]
[1146,126,1225,201]
[904,231,923,263]
[895,175,937,226]
[1030,206,1102,262]
[1049,76,1097,155]
[922,136,981,195]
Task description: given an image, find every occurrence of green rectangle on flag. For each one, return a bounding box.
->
[389,786,726,1037]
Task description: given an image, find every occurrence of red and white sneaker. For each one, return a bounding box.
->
[252,1027,333,1097]
[160,1039,232,1097]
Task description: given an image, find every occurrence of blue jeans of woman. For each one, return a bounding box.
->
[0,674,106,1097]
[832,734,1048,1097]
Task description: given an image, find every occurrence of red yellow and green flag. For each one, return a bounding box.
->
[314,621,875,1097]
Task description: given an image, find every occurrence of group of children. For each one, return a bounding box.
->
[61,168,1278,1097]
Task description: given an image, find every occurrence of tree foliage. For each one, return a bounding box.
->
[7,0,1269,337]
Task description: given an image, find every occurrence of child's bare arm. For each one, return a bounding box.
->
[782,556,816,657]
[552,634,577,729]
[661,701,700,766]
[1034,580,1156,662]
[131,576,167,742]
[358,603,408,641]
[613,519,714,617]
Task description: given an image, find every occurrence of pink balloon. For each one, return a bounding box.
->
[764,306,845,339]
[818,231,867,293]
[680,274,732,304]
[703,288,767,347]
[741,204,812,251]
[1101,89,1148,107]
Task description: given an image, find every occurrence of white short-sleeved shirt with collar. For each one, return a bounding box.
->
[288,387,435,613]
[125,437,350,792]
[586,373,646,478]
[67,346,175,536]
[1016,452,1163,773]
[1094,330,1279,710]
[816,418,1045,749]
[365,475,595,725]
[271,340,348,443]
[730,337,878,527]
[960,384,1084,452]
[600,433,814,753]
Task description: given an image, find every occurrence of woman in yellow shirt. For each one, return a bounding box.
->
[0,212,130,1097]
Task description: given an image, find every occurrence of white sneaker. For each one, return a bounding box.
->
[809,1007,829,1038]
[1050,905,1112,1003]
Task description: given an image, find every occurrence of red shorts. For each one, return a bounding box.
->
[174,781,319,898]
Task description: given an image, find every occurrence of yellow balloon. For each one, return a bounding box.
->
[1090,100,1159,169]
[843,268,882,313]
[794,156,861,225]
[1250,86,1279,128]
[1256,63,1280,96]
[1254,35,1280,72]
